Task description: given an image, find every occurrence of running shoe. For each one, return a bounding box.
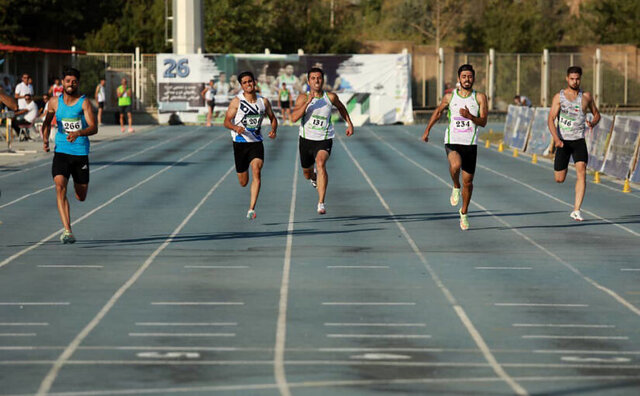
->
[317,202,326,215]
[247,209,256,220]
[450,187,460,206]
[128,128,135,133]
[60,230,76,244]
[120,126,125,133]
[459,209,469,231]
[310,178,317,188]
[570,210,584,221]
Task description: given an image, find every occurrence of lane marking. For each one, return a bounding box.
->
[475,267,532,270]
[324,323,426,327]
[38,265,103,269]
[535,349,640,355]
[34,159,235,396]
[151,302,244,306]
[184,265,249,269]
[0,127,191,210]
[129,333,235,337]
[135,322,237,327]
[273,149,300,396]
[0,302,69,306]
[620,268,640,271]
[327,265,389,269]
[322,302,415,306]
[327,334,431,339]
[1,133,226,271]
[137,352,200,359]
[514,324,615,328]
[371,128,640,318]
[339,137,528,396]
[0,333,36,336]
[561,356,631,363]
[350,353,412,360]
[0,323,48,326]
[495,303,588,307]
[523,335,628,340]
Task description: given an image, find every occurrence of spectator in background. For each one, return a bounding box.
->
[277,64,300,97]
[49,78,63,97]
[12,93,38,140]
[278,83,292,126]
[15,73,33,109]
[2,76,13,96]
[200,79,216,127]
[0,84,17,110]
[444,82,454,95]
[229,74,241,95]
[215,72,230,97]
[95,78,105,125]
[514,94,532,107]
[117,77,134,133]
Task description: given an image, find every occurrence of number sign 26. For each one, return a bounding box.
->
[163,58,190,78]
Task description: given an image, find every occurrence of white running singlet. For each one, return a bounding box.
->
[231,92,266,143]
[299,92,335,141]
[445,89,480,145]
[557,89,586,141]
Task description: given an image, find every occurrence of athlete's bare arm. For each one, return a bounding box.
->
[200,86,208,100]
[67,99,97,143]
[422,93,451,142]
[327,92,354,136]
[42,98,58,152]
[290,92,314,123]
[0,86,17,111]
[263,99,278,139]
[460,92,488,127]
[583,92,601,128]
[547,93,563,148]
[95,85,100,102]
[223,97,244,134]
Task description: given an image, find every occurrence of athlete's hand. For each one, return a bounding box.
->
[67,131,79,142]
[421,131,429,142]
[235,126,245,135]
[554,138,564,148]
[345,124,354,137]
[586,120,595,129]
[459,106,472,119]
[268,129,276,139]
[43,141,50,152]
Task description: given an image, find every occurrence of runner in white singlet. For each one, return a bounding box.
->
[291,67,354,215]
[422,64,488,230]
[548,66,600,221]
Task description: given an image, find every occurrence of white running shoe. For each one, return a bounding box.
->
[459,209,469,231]
[247,209,256,220]
[570,210,583,221]
[450,188,460,206]
[60,230,76,244]
[317,203,326,215]
[311,178,317,188]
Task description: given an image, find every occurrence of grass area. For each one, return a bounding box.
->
[478,129,504,143]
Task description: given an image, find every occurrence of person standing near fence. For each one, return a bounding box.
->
[421,64,488,231]
[41,68,98,244]
[547,66,600,222]
[200,79,216,127]
[223,71,277,220]
[117,78,134,133]
[95,78,106,126]
[291,67,355,215]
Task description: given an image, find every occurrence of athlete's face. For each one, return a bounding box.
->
[458,71,474,90]
[308,72,323,92]
[63,75,79,95]
[566,73,581,91]
[240,76,256,93]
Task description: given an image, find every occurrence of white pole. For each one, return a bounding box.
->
[437,47,444,104]
[624,52,628,106]
[422,55,426,107]
[488,48,495,110]
[595,48,602,107]
[516,54,520,96]
[541,49,549,107]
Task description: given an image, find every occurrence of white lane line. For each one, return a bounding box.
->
[1,133,225,271]
[327,265,389,269]
[135,322,237,327]
[0,127,190,210]
[128,333,235,337]
[322,302,415,306]
[475,267,532,270]
[514,324,615,328]
[184,265,249,269]
[0,333,37,336]
[0,302,69,306]
[327,334,431,339]
[620,268,640,271]
[369,128,640,318]
[151,302,244,306]
[338,137,528,396]
[0,323,48,326]
[324,323,426,327]
[495,303,588,307]
[522,335,628,340]
[274,150,299,396]
[38,265,103,269]
[34,161,235,396]
[535,349,640,355]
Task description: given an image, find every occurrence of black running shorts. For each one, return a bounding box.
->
[554,138,588,171]
[445,144,478,175]
[207,100,215,109]
[299,137,332,169]
[52,152,90,184]
[233,141,264,173]
[280,100,290,109]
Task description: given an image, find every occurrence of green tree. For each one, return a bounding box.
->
[581,0,640,46]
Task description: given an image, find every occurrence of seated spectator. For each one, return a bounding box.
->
[49,78,63,97]
[513,94,532,107]
[12,93,38,140]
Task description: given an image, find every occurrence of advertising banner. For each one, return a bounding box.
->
[525,108,551,154]
[601,116,640,179]
[585,114,613,172]
[504,105,533,150]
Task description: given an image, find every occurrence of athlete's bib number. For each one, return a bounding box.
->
[559,116,573,129]
[455,120,471,129]
[243,115,261,131]
[62,118,81,134]
[309,115,327,131]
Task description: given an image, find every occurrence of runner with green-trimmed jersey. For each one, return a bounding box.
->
[422,64,488,230]
[278,83,292,126]
[291,67,354,215]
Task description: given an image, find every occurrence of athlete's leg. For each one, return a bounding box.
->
[447,150,462,188]
[248,158,263,211]
[97,108,102,125]
[206,106,212,127]
[315,150,329,203]
[237,172,249,187]
[460,170,474,215]
[54,175,72,232]
[127,111,134,132]
[574,161,586,211]
[119,111,124,130]
[74,183,88,202]
[554,169,567,183]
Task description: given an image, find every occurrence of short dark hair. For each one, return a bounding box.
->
[567,66,582,76]
[237,71,254,83]
[307,67,324,80]
[63,68,81,80]
[458,64,475,77]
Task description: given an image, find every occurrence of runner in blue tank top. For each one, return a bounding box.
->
[41,68,98,244]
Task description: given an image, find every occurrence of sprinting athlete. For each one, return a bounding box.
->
[291,67,354,215]
[421,64,488,230]
[223,71,277,220]
[548,66,600,221]
[42,68,98,243]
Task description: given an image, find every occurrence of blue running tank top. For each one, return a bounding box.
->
[55,95,90,156]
